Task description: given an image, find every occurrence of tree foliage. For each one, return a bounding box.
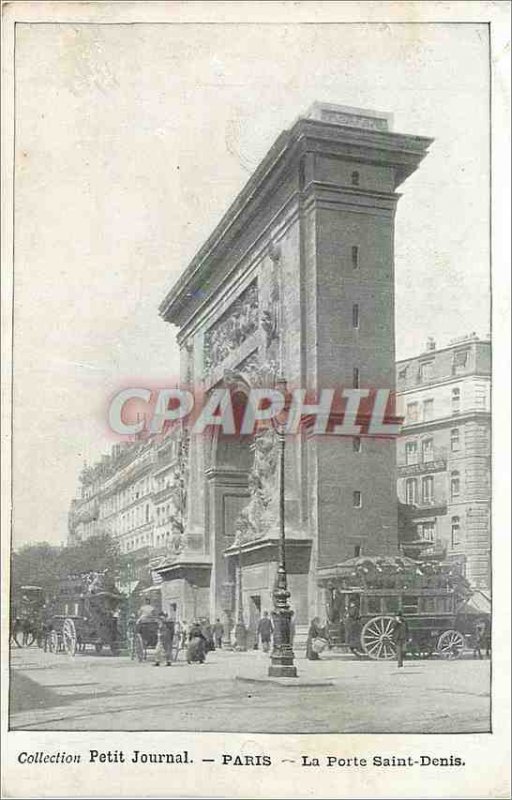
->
[11,534,121,598]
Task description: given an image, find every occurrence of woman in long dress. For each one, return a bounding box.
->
[306,617,326,660]
[186,621,207,664]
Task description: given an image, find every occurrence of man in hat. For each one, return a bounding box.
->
[154,612,175,667]
[391,611,409,668]
[257,611,274,653]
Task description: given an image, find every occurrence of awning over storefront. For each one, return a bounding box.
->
[458,590,491,616]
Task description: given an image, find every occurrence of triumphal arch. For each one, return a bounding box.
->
[156,103,432,639]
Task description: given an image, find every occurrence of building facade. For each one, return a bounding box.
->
[156,103,432,636]
[396,334,491,591]
[68,433,185,597]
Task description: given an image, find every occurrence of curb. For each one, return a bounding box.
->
[235,676,335,688]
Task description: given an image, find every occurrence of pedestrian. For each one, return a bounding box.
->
[473,618,489,659]
[306,616,328,660]
[126,613,137,659]
[201,618,215,652]
[257,611,273,653]
[187,620,207,664]
[391,611,409,668]
[345,601,362,657]
[180,619,189,650]
[154,612,175,667]
[289,610,296,648]
[213,618,224,649]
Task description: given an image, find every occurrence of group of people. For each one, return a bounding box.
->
[129,605,227,666]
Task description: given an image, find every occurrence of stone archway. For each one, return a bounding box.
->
[205,382,255,634]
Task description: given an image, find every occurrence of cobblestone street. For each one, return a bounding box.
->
[10,646,491,733]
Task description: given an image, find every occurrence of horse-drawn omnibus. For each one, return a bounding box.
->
[46,572,125,656]
[319,555,490,660]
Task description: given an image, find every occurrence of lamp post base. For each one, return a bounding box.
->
[268,607,298,678]
[268,660,298,678]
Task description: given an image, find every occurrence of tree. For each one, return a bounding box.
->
[11,534,121,599]
[58,534,121,579]
[11,542,62,598]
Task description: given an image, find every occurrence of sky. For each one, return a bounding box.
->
[12,21,490,547]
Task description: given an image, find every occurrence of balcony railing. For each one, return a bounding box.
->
[398,449,447,476]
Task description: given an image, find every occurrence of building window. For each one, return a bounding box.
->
[452,387,461,414]
[353,367,360,388]
[451,470,460,499]
[423,399,434,421]
[353,436,362,453]
[419,521,435,542]
[422,438,434,462]
[352,303,359,329]
[451,428,460,451]
[405,478,417,505]
[351,170,360,186]
[419,361,434,383]
[451,516,461,546]
[398,366,407,384]
[422,475,434,504]
[407,402,419,423]
[405,441,418,465]
[452,349,469,375]
[353,491,362,508]
[351,245,359,269]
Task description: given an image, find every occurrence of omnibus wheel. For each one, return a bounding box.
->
[62,619,77,656]
[437,629,465,659]
[134,633,146,662]
[23,630,36,648]
[361,616,397,660]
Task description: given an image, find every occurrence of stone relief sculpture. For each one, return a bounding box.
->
[204,282,259,373]
[261,269,280,349]
[166,429,190,554]
[233,426,280,544]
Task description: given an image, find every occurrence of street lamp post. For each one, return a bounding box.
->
[234,539,247,651]
[268,377,297,678]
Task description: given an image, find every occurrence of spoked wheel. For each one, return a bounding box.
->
[437,629,465,659]
[13,628,36,648]
[361,616,397,660]
[134,633,146,662]
[62,618,77,656]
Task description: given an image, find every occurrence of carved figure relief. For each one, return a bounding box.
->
[204,282,259,373]
[261,267,280,349]
[165,429,190,555]
[233,426,280,544]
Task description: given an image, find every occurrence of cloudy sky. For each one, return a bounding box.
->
[12,20,490,547]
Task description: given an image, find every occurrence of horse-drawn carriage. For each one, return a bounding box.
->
[10,585,46,647]
[129,614,181,663]
[46,572,125,656]
[320,555,490,660]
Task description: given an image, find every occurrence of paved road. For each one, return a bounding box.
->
[9,646,490,733]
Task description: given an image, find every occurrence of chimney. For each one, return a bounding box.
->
[426,337,436,352]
